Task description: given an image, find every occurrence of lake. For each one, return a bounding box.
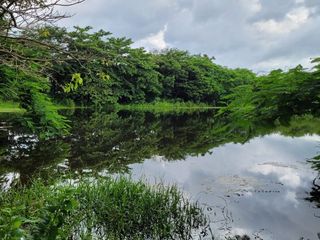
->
[0,110,319,239]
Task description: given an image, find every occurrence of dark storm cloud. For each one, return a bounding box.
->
[59,0,320,71]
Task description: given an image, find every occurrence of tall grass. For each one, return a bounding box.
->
[116,101,217,113]
[0,177,207,239]
[0,101,24,113]
[0,100,83,114]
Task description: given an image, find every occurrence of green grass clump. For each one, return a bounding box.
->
[117,101,217,113]
[0,177,207,239]
[0,101,24,113]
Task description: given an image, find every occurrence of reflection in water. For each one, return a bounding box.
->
[307,155,320,209]
[129,134,320,240]
[1,110,320,239]
[306,176,320,209]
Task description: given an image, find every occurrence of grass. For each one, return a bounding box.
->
[0,100,217,114]
[0,177,207,239]
[117,101,218,113]
[0,102,24,113]
[0,101,85,114]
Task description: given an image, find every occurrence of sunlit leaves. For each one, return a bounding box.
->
[63,73,83,93]
[97,72,110,81]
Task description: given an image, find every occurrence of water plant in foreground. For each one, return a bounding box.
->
[0,177,207,239]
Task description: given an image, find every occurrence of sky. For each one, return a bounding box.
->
[59,0,320,72]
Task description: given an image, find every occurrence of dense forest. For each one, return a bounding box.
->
[1,11,319,137]
[1,1,320,239]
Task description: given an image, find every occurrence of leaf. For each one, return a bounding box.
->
[11,218,22,229]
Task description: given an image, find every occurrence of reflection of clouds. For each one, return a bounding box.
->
[232,227,249,235]
[280,173,301,188]
[215,175,261,195]
[0,172,20,191]
[291,134,320,142]
[151,155,167,168]
[285,191,299,207]
[129,133,320,240]
[249,163,301,188]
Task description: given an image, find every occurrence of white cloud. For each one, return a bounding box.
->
[241,0,262,13]
[249,163,302,188]
[58,0,320,71]
[133,25,168,50]
[252,56,314,70]
[285,191,299,207]
[254,7,310,34]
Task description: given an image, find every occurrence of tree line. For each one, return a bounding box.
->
[0,1,319,137]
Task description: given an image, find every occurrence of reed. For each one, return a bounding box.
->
[0,177,207,239]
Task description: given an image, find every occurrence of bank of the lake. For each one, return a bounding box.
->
[116,101,218,113]
[0,101,89,113]
[0,101,218,114]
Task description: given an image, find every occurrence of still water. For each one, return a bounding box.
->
[0,110,320,239]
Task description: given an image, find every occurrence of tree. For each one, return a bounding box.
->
[46,27,160,106]
[0,0,84,31]
[0,0,85,67]
[0,0,85,137]
[221,61,320,122]
[153,49,249,105]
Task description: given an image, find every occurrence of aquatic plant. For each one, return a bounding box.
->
[0,177,207,239]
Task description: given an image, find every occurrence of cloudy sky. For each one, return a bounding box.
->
[59,0,320,71]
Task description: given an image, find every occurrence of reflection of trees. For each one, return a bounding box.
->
[67,110,220,172]
[227,235,250,240]
[0,113,70,186]
[0,132,70,186]
[66,110,278,172]
[275,115,320,137]
[1,111,320,187]
[306,155,320,208]
[309,155,320,172]
[67,110,158,173]
[305,175,320,208]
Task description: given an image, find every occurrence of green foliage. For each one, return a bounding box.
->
[1,23,319,138]
[0,177,207,239]
[221,64,320,121]
[154,50,219,103]
[47,26,117,106]
[0,101,23,113]
[63,73,83,93]
[153,49,256,105]
[45,28,258,108]
[117,101,215,113]
[0,65,69,138]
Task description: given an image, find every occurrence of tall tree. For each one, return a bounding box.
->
[0,0,85,137]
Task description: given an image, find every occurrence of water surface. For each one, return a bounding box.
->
[0,110,319,239]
